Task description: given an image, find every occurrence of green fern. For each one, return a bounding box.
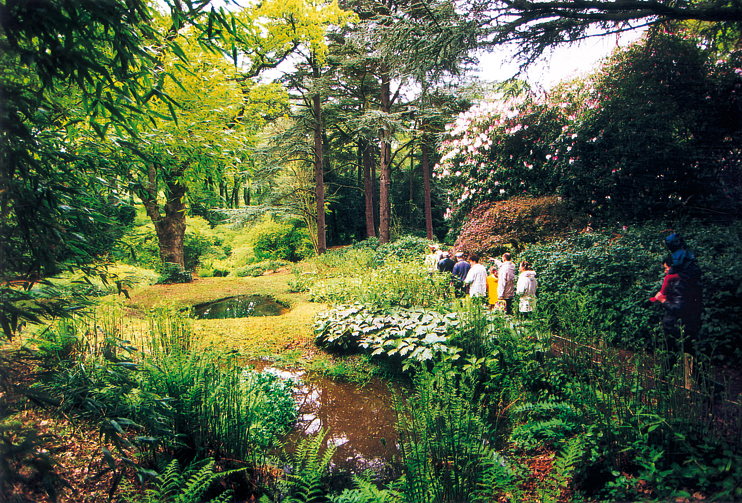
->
[283,429,337,503]
[511,399,583,449]
[330,473,400,503]
[538,436,585,503]
[144,458,241,503]
[394,363,519,503]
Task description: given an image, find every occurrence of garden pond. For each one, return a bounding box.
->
[193,295,290,319]
[250,362,400,474]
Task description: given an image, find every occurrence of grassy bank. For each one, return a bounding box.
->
[123,272,327,359]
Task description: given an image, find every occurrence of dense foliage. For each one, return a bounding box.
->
[435,33,742,234]
[32,307,298,466]
[307,232,742,501]
[246,216,313,263]
[0,0,244,337]
[314,303,460,370]
[521,222,742,363]
[5,0,742,500]
[453,196,589,256]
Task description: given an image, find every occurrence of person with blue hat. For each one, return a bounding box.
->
[661,234,703,347]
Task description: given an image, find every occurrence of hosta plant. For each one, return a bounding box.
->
[314,303,461,370]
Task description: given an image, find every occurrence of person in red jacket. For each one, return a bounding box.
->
[650,256,680,305]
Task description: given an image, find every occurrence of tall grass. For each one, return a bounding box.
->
[29,306,297,469]
[310,258,452,309]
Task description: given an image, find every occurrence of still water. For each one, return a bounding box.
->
[255,365,401,474]
[193,295,290,319]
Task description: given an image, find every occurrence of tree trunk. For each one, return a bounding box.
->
[422,140,434,240]
[362,139,376,239]
[357,140,363,187]
[232,175,241,208]
[142,164,187,270]
[372,146,377,235]
[313,63,327,254]
[409,149,414,227]
[378,65,392,244]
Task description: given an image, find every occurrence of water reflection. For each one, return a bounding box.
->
[259,365,400,474]
[193,295,289,319]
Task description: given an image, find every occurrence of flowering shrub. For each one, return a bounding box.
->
[433,80,592,230]
[435,33,742,229]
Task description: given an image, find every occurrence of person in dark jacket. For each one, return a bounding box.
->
[659,234,703,354]
[437,251,455,274]
[452,252,470,296]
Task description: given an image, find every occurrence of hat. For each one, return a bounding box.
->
[442,251,450,257]
[455,252,464,258]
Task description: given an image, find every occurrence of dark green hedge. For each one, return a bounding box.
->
[521,221,742,365]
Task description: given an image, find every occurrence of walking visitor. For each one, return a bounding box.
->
[516,260,538,316]
[661,233,703,351]
[497,253,516,314]
[464,254,488,297]
[425,244,442,273]
[487,266,501,310]
[437,251,455,274]
[452,252,471,295]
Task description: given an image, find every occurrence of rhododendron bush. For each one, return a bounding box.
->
[435,32,742,232]
[433,85,583,228]
[453,196,589,257]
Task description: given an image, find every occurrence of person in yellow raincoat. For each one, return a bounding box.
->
[487,266,505,311]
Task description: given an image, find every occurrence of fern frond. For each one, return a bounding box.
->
[553,436,584,482]
[538,436,585,503]
[284,429,337,503]
[330,474,401,503]
[145,458,243,503]
[177,459,216,503]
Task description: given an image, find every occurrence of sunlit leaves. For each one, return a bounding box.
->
[314,302,461,368]
[254,0,356,65]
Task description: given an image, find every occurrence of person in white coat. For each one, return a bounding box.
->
[464,254,488,298]
[516,260,538,316]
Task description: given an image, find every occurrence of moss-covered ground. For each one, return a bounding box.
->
[124,271,328,359]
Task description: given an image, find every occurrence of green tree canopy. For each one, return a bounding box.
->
[0,0,238,337]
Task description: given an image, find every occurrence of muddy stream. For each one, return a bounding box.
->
[251,363,401,474]
[196,298,401,473]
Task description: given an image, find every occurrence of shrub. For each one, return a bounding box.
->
[314,303,460,371]
[453,196,589,256]
[347,235,433,264]
[309,258,452,308]
[294,236,437,296]
[246,216,313,262]
[521,221,742,364]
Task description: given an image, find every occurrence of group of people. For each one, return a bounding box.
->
[426,245,538,315]
[427,232,703,341]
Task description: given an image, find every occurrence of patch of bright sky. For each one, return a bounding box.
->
[475,28,647,89]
